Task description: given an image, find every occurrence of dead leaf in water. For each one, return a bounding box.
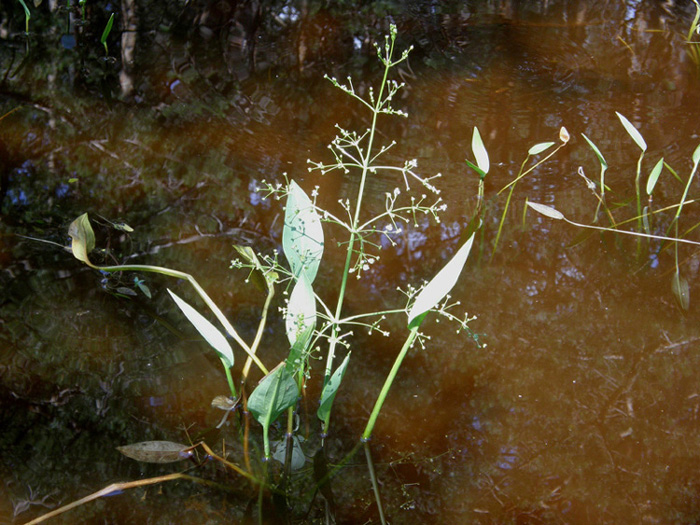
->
[117,441,192,464]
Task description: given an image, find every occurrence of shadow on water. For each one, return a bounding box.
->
[2,0,700,523]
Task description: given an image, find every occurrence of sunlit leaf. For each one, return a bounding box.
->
[272,435,306,470]
[471,127,489,175]
[646,158,664,195]
[465,158,486,180]
[693,143,700,165]
[581,133,608,169]
[616,112,647,152]
[526,201,565,220]
[317,352,351,426]
[407,233,475,328]
[167,289,234,368]
[68,213,96,268]
[528,142,554,156]
[283,180,324,284]
[117,441,192,464]
[559,126,570,143]
[672,270,690,311]
[285,274,316,347]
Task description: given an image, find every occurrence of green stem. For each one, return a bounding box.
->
[364,442,387,525]
[322,31,397,435]
[223,362,237,399]
[362,327,419,440]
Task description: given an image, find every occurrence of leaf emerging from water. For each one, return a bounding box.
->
[646,158,664,196]
[471,127,489,175]
[616,112,647,152]
[407,232,475,328]
[117,441,192,464]
[317,352,350,426]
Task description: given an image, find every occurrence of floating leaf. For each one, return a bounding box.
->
[68,213,96,267]
[528,142,555,156]
[317,352,351,426]
[285,274,316,347]
[526,202,565,220]
[672,270,690,311]
[646,158,664,196]
[272,435,307,470]
[117,441,192,464]
[471,127,489,175]
[407,233,475,328]
[167,289,234,368]
[283,180,324,283]
[616,112,647,152]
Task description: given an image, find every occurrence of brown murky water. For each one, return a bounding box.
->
[2,1,700,523]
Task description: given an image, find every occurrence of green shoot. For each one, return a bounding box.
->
[101,13,115,56]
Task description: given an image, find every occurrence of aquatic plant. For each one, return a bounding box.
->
[47,25,481,523]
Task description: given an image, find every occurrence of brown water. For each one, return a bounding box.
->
[2,1,700,523]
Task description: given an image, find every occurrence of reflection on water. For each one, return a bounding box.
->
[2,0,700,523]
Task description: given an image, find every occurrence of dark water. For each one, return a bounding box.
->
[2,1,700,523]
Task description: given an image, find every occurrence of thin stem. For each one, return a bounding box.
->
[364,442,387,525]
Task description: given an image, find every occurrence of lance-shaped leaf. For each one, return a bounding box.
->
[471,127,490,175]
[317,352,350,426]
[616,112,647,152]
[672,270,690,311]
[248,363,300,457]
[168,289,234,368]
[68,213,97,267]
[283,180,324,283]
[646,158,664,195]
[407,232,475,328]
[526,201,565,220]
[285,274,316,347]
[528,142,555,156]
[117,441,192,464]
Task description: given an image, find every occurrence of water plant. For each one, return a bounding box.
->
[44,25,481,523]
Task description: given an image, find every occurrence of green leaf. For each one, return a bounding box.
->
[317,352,350,426]
[471,127,489,175]
[167,289,234,368]
[117,441,192,464]
[234,245,274,293]
[693,143,700,165]
[101,12,115,45]
[528,142,555,156]
[581,133,608,169]
[283,180,324,283]
[285,274,316,347]
[465,158,486,180]
[646,158,664,195]
[616,112,647,152]
[672,270,690,311]
[526,201,565,220]
[248,363,299,457]
[68,213,96,267]
[407,233,475,328]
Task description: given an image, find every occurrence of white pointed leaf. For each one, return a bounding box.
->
[528,142,555,156]
[285,275,316,347]
[168,289,234,368]
[283,180,324,283]
[471,127,489,175]
[407,233,475,327]
[526,201,565,220]
[616,112,647,152]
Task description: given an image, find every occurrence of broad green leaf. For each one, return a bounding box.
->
[167,289,234,368]
[672,270,690,311]
[693,143,700,165]
[317,352,351,426]
[471,127,489,175]
[581,134,608,169]
[646,158,664,195]
[616,112,647,152]
[407,233,475,328]
[248,363,299,457]
[528,142,554,156]
[117,441,192,464]
[283,180,324,283]
[526,202,565,220]
[68,213,96,267]
[272,435,306,470]
[285,274,316,347]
